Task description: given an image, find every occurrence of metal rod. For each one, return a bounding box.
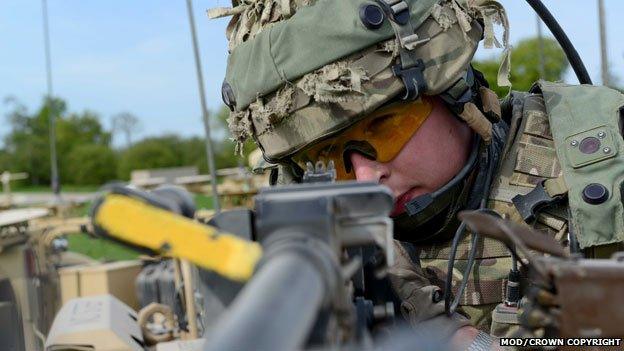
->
[525,0,593,85]
[181,259,199,339]
[536,14,545,78]
[185,0,221,213]
[598,0,610,86]
[41,0,61,198]
[204,253,326,351]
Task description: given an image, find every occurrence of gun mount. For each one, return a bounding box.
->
[87,179,405,350]
[205,181,394,350]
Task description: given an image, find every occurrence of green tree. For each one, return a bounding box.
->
[116,122,255,180]
[57,111,113,184]
[2,97,257,186]
[473,37,569,96]
[2,97,116,186]
[66,144,117,185]
[3,97,61,184]
[117,135,182,179]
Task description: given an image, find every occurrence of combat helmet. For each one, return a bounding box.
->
[211,0,509,240]
[212,0,509,158]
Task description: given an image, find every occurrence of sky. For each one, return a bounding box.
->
[1,1,623,145]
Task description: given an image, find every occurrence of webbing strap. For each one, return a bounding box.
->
[458,102,493,143]
[467,331,495,351]
[378,0,429,57]
[376,0,429,100]
[543,175,568,197]
[479,86,502,121]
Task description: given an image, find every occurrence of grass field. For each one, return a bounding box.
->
[66,193,216,261]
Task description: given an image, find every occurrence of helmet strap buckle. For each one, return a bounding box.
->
[392,59,427,101]
[374,0,429,101]
[440,68,477,114]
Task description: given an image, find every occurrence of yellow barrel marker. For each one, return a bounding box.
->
[94,194,262,282]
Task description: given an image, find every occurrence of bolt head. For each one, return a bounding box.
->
[359,4,385,29]
[570,140,579,147]
[603,147,612,154]
[598,131,606,138]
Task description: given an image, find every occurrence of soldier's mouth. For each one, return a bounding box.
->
[390,186,424,217]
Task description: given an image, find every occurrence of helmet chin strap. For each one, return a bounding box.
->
[392,132,481,244]
[402,133,479,221]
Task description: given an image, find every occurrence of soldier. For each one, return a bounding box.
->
[211,0,624,349]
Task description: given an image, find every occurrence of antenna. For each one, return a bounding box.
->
[597,0,610,86]
[185,0,221,214]
[41,0,62,201]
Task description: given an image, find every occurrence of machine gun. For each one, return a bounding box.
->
[85,163,444,350]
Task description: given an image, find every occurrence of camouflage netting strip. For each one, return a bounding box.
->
[296,62,370,104]
[474,1,511,88]
[227,109,253,154]
[248,84,295,134]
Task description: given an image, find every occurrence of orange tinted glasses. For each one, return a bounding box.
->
[294,98,433,180]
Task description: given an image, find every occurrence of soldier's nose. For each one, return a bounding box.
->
[350,152,390,183]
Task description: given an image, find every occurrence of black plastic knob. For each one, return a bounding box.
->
[582,183,609,204]
[360,4,385,30]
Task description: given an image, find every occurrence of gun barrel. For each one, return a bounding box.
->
[204,251,327,351]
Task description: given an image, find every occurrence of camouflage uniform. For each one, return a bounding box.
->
[391,83,624,336]
[390,91,567,335]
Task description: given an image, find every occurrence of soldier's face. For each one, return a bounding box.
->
[350,97,473,216]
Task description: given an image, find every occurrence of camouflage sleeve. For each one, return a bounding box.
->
[388,241,470,336]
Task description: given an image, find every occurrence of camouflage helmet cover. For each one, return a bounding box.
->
[211,0,509,161]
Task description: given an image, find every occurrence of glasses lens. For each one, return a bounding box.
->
[294,98,433,180]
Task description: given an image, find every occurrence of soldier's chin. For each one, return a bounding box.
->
[390,202,406,217]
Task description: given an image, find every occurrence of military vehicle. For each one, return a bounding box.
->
[0,206,95,351]
[0,171,29,209]
[0,157,270,351]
